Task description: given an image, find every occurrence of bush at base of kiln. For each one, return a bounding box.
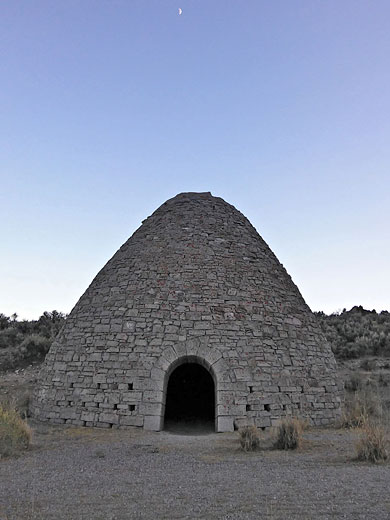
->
[0,405,31,457]
[356,423,388,463]
[239,425,261,451]
[274,417,303,450]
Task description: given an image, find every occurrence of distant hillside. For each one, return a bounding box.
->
[0,311,66,371]
[315,306,390,359]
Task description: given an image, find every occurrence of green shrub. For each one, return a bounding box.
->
[273,417,303,450]
[0,404,31,457]
[0,327,24,350]
[316,307,390,359]
[356,423,388,463]
[19,334,51,361]
[239,425,261,451]
[0,311,66,371]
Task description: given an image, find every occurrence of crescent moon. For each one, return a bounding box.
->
[178,8,182,15]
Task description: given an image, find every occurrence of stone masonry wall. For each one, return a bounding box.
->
[32,192,342,431]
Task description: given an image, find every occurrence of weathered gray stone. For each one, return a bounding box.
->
[217,416,235,432]
[144,415,163,431]
[32,192,342,431]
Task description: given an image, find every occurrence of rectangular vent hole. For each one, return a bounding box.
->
[264,404,271,412]
[129,405,135,411]
[128,383,133,390]
[246,405,251,412]
[97,383,101,389]
[70,383,74,388]
[113,404,118,410]
[82,402,86,407]
[249,386,253,393]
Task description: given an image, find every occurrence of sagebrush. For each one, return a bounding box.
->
[0,310,66,371]
[0,404,32,457]
[239,425,261,451]
[356,423,388,463]
[341,388,382,428]
[315,306,390,359]
[274,417,303,450]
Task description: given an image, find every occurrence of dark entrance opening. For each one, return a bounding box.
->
[164,363,215,433]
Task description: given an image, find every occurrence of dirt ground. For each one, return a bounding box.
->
[1,361,390,520]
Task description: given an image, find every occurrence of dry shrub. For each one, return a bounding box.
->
[0,404,31,457]
[360,359,376,371]
[342,388,382,428]
[345,373,364,392]
[356,423,388,463]
[239,425,261,451]
[1,393,31,420]
[274,417,303,450]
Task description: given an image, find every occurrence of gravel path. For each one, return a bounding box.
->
[1,423,389,520]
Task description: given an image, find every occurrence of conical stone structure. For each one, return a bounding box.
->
[32,192,342,431]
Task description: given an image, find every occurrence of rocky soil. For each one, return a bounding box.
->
[1,422,390,520]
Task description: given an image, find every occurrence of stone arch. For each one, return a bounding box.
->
[163,355,217,431]
[164,354,217,385]
[143,349,235,432]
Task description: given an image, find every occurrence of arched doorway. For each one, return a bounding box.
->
[164,363,215,432]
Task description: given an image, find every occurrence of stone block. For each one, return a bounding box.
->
[99,412,119,424]
[81,412,96,422]
[93,375,107,384]
[143,390,164,403]
[254,416,271,428]
[217,416,234,432]
[144,415,163,431]
[139,402,163,416]
[53,362,67,371]
[120,415,144,427]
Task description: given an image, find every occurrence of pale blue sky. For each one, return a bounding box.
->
[1,0,389,319]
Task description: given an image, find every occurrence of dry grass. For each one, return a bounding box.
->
[356,422,388,463]
[0,404,32,457]
[239,425,261,451]
[273,417,303,450]
[342,388,383,428]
